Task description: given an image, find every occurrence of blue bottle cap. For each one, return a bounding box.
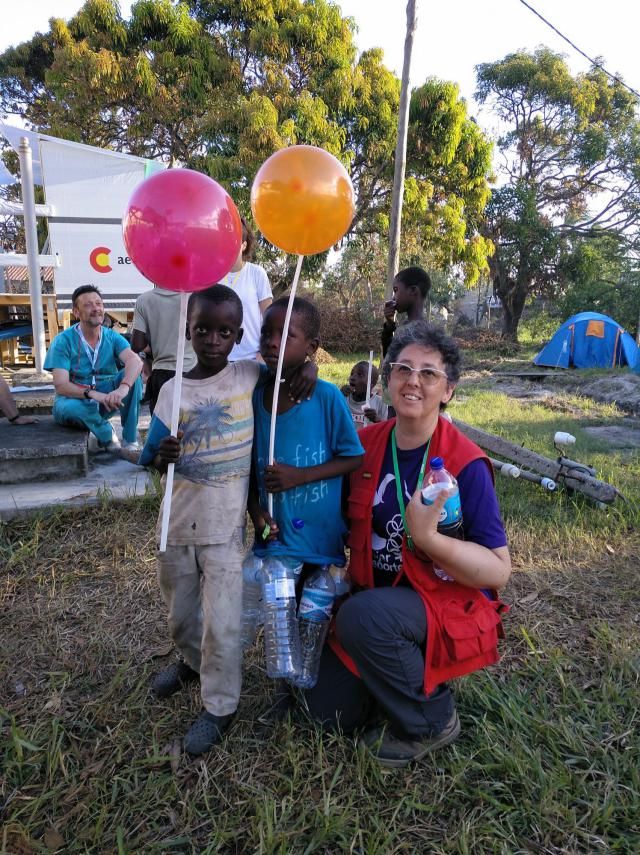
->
[292,518,305,530]
[429,456,444,470]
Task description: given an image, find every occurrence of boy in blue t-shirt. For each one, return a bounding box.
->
[249,297,363,566]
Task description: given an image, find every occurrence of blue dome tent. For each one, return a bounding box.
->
[533,312,638,369]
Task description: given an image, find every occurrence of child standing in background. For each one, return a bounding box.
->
[381,266,431,357]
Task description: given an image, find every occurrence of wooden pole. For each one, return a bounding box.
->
[386,0,418,297]
[454,418,619,504]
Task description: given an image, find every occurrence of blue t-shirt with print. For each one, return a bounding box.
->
[253,379,364,566]
[44,325,131,390]
[372,442,507,587]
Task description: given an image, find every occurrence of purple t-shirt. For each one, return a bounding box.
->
[371,442,507,587]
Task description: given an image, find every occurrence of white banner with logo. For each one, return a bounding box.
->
[37,134,165,305]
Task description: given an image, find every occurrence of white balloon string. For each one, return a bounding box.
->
[159,290,188,552]
[365,348,374,405]
[267,253,304,517]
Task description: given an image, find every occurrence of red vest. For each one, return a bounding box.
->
[329,416,509,694]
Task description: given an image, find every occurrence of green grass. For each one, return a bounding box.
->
[449,387,639,557]
[1,357,639,853]
[518,312,561,348]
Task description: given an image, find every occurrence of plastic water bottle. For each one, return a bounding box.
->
[241,554,264,650]
[262,556,302,679]
[291,565,335,689]
[421,456,463,581]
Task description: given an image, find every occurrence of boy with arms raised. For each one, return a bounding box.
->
[139,285,314,755]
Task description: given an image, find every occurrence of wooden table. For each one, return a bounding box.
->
[0,294,59,367]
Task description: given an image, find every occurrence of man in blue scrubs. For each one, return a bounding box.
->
[45,285,143,451]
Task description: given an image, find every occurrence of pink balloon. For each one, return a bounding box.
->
[123,169,241,292]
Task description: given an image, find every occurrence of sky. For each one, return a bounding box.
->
[2,0,639,135]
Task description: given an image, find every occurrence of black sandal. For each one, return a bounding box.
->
[184,710,235,755]
[151,660,199,698]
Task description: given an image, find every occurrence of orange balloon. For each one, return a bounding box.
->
[251,146,355,256]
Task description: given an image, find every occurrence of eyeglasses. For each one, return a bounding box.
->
[389,362,448,385]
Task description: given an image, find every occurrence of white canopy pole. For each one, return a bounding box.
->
[18,137,46,373]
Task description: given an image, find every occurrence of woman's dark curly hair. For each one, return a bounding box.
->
[382,321,462,390]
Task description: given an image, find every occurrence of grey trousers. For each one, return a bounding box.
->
[304,586,455,737]
[157,531,244,716]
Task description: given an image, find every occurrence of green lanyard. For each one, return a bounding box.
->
[390,428,431,552]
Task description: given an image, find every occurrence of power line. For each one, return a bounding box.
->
[517,0,640,100]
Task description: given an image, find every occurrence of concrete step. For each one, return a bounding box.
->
[11,388,55,416]
[0,416,88,484]
[0,453,155,520]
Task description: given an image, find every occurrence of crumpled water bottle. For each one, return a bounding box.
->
[291,565,335,689]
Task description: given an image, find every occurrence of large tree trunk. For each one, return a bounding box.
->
[490,255,530,341]
[491,273,529,340]
[499,294,525,340]
[386,0,418,297]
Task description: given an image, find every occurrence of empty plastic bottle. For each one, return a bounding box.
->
[421,456,463,581]
[262,556,302,679]
[291,565,336,689]
[241,553,264,650]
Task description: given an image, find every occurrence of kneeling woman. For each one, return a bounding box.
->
[304,321,511,768]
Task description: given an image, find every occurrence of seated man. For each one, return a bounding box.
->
[44,285,143,452]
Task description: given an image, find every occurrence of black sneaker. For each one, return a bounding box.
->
[361,710,461,769]
[151,660,199,699]
[184,710,235,755]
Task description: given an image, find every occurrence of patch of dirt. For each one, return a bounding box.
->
[463,367,640,418]
[582,423,640,450]
[484,378,557,402]
[578,374,640,416]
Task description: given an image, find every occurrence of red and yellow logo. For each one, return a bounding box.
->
[89,246,112,273]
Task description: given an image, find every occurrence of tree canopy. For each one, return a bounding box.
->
[0,0,493,290]
[475,48,640,339]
